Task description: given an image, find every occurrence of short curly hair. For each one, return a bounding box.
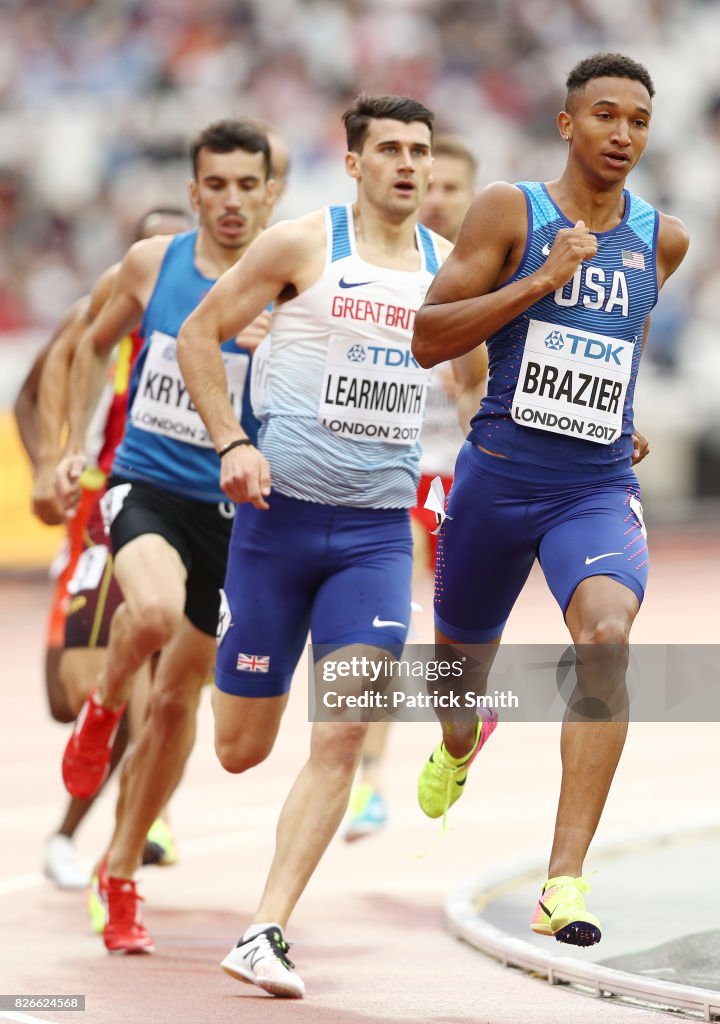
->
[565,53,655,111]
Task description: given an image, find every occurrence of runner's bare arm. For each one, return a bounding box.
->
[412,182,598,367]
[640,217,687,469]
[31,300,91,523]
[13,300,84,470]
[177,216,321,509]
[178,215,321,449]
[633,213,689,469]
[630,217,687,460]
[631,427,649,465]
[57,240,170,508]
[656,212,689,288]
[36,264,122,519]
[451,346,488,435]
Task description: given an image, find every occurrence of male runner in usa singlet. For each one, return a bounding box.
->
[55,120,275,954]
[178,94,451,997]
[412,53,688,947]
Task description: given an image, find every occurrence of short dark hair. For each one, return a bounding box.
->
[342,94,434,152]
[190,119,271,179]
[134,207,193,241]
[246,119,292,183]
[565,53,655,111]
[431,134,478,176]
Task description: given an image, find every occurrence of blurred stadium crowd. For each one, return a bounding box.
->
[2,0,720,494]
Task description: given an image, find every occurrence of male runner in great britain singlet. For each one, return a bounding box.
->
[55,120,275,954]
[411,53,689,946]
[344,136,482,842]
[178,94,452,998]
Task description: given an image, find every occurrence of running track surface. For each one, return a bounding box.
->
[1,526,717,1024]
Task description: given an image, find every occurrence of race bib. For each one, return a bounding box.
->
[100,482,132,533]
[512,319,634,444]
[216,588,232,647]
[68,545,109,595]
[318,335,430,445]
[250,334,271,417]
[130,331,249,448]
[629,494,647,538]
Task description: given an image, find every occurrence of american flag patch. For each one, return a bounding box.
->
[236,653,270,672]
[621,250,645,270]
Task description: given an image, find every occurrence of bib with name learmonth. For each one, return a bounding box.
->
[317,334,429,445]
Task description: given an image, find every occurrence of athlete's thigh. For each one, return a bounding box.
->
[112,533,187,620]
[104,478,188,618]
[216,499,321,699]
[538,474,648,616]
[434,444,536,642]
[311,511,413,650]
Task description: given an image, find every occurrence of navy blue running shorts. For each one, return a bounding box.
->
[215,490,413,698]
[434,443,648,642]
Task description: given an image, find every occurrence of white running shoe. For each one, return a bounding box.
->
[43,834,88,889]
[220,925,305,998]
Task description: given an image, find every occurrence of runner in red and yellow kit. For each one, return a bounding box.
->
[14,209,192,887]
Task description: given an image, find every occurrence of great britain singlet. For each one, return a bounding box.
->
[113,230,258,501]
[257,204,441,508]
[469,182,659,473]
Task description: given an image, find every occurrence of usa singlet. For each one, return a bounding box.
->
[469,182,658,473]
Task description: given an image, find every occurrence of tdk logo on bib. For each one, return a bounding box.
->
[319,335,429,446]
[567,333,626,366]
[544,330,564,351]
[543,328,626,365]
[362,345,420,369]
[347,344,366,363]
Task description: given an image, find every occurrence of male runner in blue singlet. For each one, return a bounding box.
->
[411,53,689,947]
[55,120,275,954]
[178,94,452,997]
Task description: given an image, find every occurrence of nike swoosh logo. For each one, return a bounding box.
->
[338,277,377,289]
[541,242,552,256]
[585,552,622,565]
[372,615,406,629]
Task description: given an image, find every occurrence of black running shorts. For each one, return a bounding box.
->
[104,475,234,636]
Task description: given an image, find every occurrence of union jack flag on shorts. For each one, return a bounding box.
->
[236,653,270,672]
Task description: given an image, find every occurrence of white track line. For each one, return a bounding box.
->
[446,818,720,1021]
